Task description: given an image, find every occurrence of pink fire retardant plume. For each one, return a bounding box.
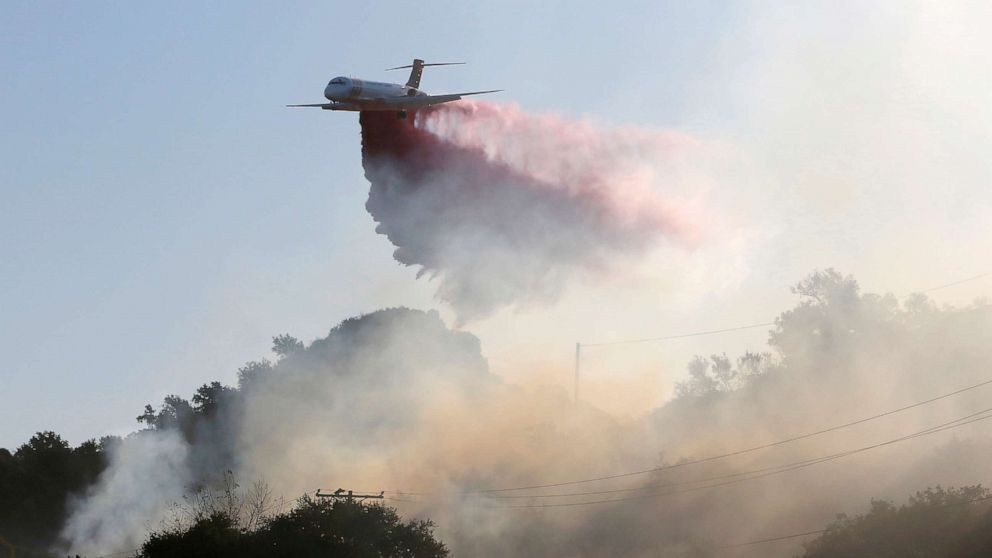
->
[360,101,706,322]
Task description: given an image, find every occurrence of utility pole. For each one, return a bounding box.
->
[574,342,581,403]
[316,488,385,502]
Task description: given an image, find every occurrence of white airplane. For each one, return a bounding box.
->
[288,59,501,118]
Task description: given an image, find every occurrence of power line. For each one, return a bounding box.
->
[720,529,827,548]
[390,408,992,509]
[394,375,992,496]
[453,403,990,503]
[399,414,992,504]
[915,272,992,295]
[386,272,992,507]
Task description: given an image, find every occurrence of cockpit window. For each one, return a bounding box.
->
[330,77,346,85]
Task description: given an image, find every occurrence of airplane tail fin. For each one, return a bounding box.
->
[404,59,426,89]
[386,59,465,89]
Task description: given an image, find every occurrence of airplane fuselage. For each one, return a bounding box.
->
[323,76,428,112]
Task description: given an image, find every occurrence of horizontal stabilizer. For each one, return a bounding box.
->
[386,59,466,88]
[385,61,465,71]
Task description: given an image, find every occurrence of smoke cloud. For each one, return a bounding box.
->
[61,430,191,556]
[60,291,992,557]
[362,101,706,322]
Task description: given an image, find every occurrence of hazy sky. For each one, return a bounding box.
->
[2,1,990,448]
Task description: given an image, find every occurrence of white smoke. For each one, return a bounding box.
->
[61,430,191,555]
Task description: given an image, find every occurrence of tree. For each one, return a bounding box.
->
[801,486,992,558]
[770,269,864,368]
[791,268,860,307]
[140,495,448,558]
[0,432,109,551]
[137,395,198,441]
[142,512,243,558]
[236,359,273,390]
[165,472,274,535]
[674,352,771,398]
[271,334,304,359]
[260,496,448,558]
[192,381,236,419]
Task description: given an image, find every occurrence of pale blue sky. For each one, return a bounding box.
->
[4,2,991,447]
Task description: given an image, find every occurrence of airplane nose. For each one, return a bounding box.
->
[325,83,349,101]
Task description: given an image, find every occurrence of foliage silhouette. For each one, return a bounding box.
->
[0,431,112,552]
[140,496,448,558]
[801,486,992,558]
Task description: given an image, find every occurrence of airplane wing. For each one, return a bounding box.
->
[386,90,502,108]
[286,103,335,108]
[286,102,360,111]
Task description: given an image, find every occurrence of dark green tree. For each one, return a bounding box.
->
[192,381,237,419]
[139,496,448,558]
[0,432,109,552]
[137,395,198,441]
